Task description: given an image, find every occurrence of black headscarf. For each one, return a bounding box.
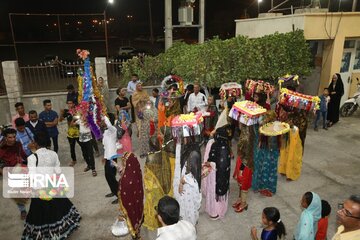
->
[180,142,202,191]
[207,125,232,201]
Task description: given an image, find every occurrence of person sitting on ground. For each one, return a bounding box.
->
[316,199,331,240]
[332,195,360,240]
[156,196,196,240]
[251,207,286,240]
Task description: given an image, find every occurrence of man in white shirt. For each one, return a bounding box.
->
[127,74,139,95]
[156,196,197,240]
[101,113,119,204]
[187,83,207,113]
[127,74,140,123]
[76,118,96,176]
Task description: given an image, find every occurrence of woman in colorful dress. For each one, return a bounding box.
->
[278,125,303,181]
[115,152,144,240]
[22,132,81,240]
[252,111,280,197]
[137,100,155,158]
[173,138,202,225]
[117,110,132,154]
[203,95,218,140]
[203,124,232,220]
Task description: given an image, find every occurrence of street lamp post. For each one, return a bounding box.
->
[258,0,263,17]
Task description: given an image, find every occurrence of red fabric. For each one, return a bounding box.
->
[0,142,26,167]
[315,218,328,240]
[118,153,144,238]
[150,121,155,136]
[233,157,253,191]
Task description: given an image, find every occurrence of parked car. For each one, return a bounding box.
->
[118,46,136,55]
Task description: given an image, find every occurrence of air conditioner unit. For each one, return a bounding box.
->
[178,6,193,26]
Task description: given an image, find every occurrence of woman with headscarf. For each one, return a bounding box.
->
[131,82,150,135]
[327,73,344,127]
[137,100,155,158]
[117,110,132,154]
[143,139,175,230]
[173,138,202,225]
[294,191,322,240]
[114,152,144,240]
[203,124,232,220]
[252,111,280,197]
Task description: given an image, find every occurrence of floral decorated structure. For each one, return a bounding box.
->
[229,100,267,126]
[73,49,106,140]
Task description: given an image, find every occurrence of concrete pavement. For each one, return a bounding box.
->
[1,113,359,240]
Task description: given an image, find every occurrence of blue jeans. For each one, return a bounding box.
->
[314,111,327,128]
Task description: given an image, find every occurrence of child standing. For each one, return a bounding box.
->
[314,88,330,131]
[251,207,286,240]
[117,110,132,154]
[315,200,331,240]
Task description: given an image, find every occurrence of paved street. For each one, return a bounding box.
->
[1,113,360,240]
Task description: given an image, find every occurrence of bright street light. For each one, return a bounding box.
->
[108,0,114,4]
[258,0,263,2]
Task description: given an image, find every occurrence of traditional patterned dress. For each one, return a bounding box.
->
[252,125,280,195]
[139,107,154,157]
[118,152,144,239]
[203,126,232,218]
[143,140,175,230]
[278,126,303,180]
[173,143,202,225]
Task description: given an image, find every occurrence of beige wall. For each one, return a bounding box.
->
[235,12,360,96]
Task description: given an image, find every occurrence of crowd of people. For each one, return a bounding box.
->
[0,72,358,240]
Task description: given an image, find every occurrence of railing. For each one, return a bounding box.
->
[20,59,84,94]
[0,65,6,96]
[106,58,125,89]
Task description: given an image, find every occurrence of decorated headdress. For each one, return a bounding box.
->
[160,75,185,98]
[245,79,275,98]
[219,82,242,100]
[75,49,106,140]
[278,74,299,90]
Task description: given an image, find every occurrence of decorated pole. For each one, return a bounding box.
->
[75,49,106,140]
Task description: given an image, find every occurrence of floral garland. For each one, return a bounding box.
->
[74,49,105,140]
[279,88,320,112]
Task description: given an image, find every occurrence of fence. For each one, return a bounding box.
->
[20,59,84,94]
[106,58,124,89]
[0,65,6,96]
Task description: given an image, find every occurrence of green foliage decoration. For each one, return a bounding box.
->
[121,30,311,87]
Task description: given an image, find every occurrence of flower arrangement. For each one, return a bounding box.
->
[160,75,185,98]
[245,79,274,98]
[219,82,242,100]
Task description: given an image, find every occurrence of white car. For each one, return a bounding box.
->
[118,46,136,55]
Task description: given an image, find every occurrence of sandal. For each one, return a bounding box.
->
[234,203,248,213]
[92,170,97,177]
[260,189,273,197]
[83,167,91,172]
[232,199,242,208]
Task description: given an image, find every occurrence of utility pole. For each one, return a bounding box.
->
[198,0,205,43]
[148,0,154,44]
[165,0,173,51]
[353,0,358,11]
